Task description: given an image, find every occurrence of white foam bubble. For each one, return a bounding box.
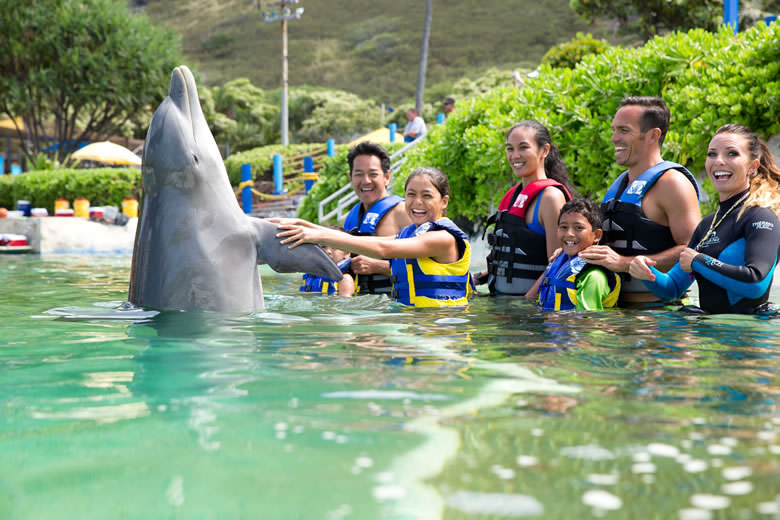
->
[648,443,680,457]
[707,444,731,456]
[684,459,708,473]
[355,456,373,468]
[633,452,651,462]
[372,485,406,501]
[583,490,622,510]
[721,481,753,495]
[690,494,730,510]
[678,508,712,520]
[561,444,615,460]
[587,473,619,485]
[434,317,470,324]
[757,501,779,514]
[322,390,449,401]
[722,466,752,480]
[516,455,539,467]
[632,462,656,474]
[166,475,184,507]
[491,465,516,480]
[446,491,544,516]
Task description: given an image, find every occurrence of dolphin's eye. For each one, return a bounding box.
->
[193,154,199,164]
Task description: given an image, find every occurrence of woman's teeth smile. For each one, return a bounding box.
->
[712,170,732,180]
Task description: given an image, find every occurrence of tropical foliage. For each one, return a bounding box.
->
[391,22,780,222]
[0,0,182,164]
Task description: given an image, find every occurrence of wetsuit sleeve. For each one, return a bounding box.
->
[641,264,694,301]
[691,208,780,299]
[575,269,610,310]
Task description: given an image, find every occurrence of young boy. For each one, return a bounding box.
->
[529,198,621,310]
[300,240,355,297]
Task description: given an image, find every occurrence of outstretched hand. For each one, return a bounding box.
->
[275,222,323,249]
[628,255,656,281]
[578,244,627,273]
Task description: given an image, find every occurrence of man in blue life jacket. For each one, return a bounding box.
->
[578,96,701,305]
[343,142,411,294]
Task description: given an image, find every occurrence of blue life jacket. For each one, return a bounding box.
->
[300,258,351,295]
[343,195,403,295]
[537,254,621,310]
[343,195,404,235]
[390,218,473,307]
[601,161,700,293]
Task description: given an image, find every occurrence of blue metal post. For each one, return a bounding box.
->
[10,164,21,176]
[241,163,253,214]
[273,154,285,195]
[437,113,445,124]
[388,123,397,143]
[303,156,317,195]
[724,0,739,33]
[327,139,335,157]
[0,155,4,175]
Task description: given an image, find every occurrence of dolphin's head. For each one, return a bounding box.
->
[142,65,229,194]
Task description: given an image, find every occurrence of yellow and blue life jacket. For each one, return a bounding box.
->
[390,218,473,307]
[538,254,620,310]
[300,258,351,295]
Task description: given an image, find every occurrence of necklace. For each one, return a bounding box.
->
[695,191,750,251]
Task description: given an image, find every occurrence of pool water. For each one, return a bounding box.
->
[1,255,778,519]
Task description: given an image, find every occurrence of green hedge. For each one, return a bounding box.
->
[0,168,141,212]
[223,143,326,186]
[390,22,780,221]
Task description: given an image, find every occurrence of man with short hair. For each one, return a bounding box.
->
[403,108,427,142]
[342,142,411,294]
[579,96,701,304]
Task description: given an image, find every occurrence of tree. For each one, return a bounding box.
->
[415,0,432,112]
[569,0,722,41]
[0,0,183,164]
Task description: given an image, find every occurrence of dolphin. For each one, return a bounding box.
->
[128,65,342,312]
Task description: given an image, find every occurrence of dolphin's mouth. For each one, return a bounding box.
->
[169,66,196,139]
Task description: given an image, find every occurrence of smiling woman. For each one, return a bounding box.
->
[630,124,780,314]
[273,167,473,307]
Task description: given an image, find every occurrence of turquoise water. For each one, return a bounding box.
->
[1,255,778,519]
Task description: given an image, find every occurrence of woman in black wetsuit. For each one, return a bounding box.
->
[629,124,780,314]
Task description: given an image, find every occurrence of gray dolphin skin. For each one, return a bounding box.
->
[128,65,342,312]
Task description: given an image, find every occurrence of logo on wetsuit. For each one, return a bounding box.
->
[752,220,775,231]
[699,231,721,249]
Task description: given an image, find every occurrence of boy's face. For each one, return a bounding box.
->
[323,246,349,263]
[557,211,602,257]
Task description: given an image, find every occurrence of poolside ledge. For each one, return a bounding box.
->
[0,217,137,254]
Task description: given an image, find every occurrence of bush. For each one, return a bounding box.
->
[391,22,780,221]
[0,168,141,212]
[541,32,612,69]
[223,143,327,186]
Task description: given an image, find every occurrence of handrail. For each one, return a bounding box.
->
[317,138,422,224]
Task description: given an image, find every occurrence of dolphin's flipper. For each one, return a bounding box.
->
[250,218,343,280]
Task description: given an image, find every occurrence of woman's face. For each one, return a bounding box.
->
[404,174,448,226]
[506,126,549,181]
[705,132,757,201]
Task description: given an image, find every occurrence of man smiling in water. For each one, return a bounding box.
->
[342,142,411,295]
[579,96,701,305]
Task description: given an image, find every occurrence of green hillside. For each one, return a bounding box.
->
[141,0,603,103]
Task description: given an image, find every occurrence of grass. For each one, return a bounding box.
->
[141,0,606,104]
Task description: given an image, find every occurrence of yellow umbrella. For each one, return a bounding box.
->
[348,128,405,147]
[71,141,142,166]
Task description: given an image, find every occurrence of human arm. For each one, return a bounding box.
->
[689,208,780,299]
[350,255,391,276]
[338,273,355,297]
[524,270,545,302]
[639,263,694,301]
[537,187,567,257]
[276,219,459,264]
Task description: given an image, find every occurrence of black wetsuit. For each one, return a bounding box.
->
[643,190,780,314]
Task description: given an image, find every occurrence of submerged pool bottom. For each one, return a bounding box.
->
[0,255,778,519]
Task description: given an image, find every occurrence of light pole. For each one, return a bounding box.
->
[262,1,304,146]
[724,0,739,33]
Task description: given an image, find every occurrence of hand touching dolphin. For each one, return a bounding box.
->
[128,65,341,312]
